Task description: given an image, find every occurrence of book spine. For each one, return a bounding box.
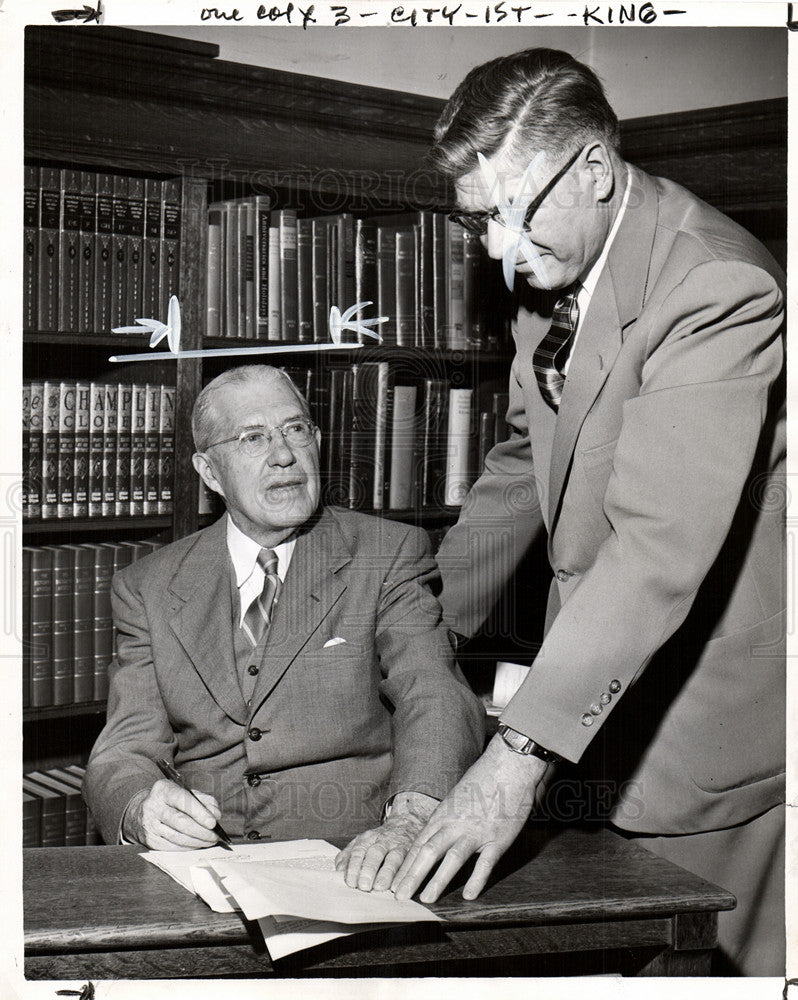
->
[416,212,434,348]
[22,548,31,708]
[243,200,256,339]
[336,214,355,319]
[376,228,397,346]
[52,766,101,845]
[41,381,60,519]
[354,220,378,343]
[349,363,379,510]
[267,225,281,341]
[110,174,129,329]
[422,379,449,507]
[432,213,447,350]
[158,385,175,514]
[444,388,473,506]
[57,382,76,519]
[48,545,74,705]
[311,219,329,343]
[23,164,39,331]
[87,545,113,702]
[143,383,161,515]
[129,384,147,516]
[29,547,53,707]
[27,381,43,521]
[37,166,61,332]
[22,382,30,519]
[296,218,313,343]
[77,170,96,333]
[69,545,95,704]
[254,195,271,339]
[278,210,298,340]
[160,179,181,315]
[26,773,86,847]
[372,363,391,510]
[143,178,162,321]
[102,384,118,516]
[22,779,64,848]
[23,793,40,848]
[72,382,91,518]
[127,176,146,324]
[445,220,466,350]
[395,229,417,348]
[58,168,82,333]
[222,200,238,339]
[389,385,418,509]
[206,203,222,338]
[115,384,133,516]
[463,230,484,348]
[93,172,114,334]
[88,382,105,517]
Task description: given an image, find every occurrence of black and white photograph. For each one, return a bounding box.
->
[0,3,791,998]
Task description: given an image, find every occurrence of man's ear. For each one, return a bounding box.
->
[582,141,615,203]
[192,452,225,498]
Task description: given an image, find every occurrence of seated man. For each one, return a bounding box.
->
[84,364,485,891]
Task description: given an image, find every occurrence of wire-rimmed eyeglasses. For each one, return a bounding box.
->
[204,417,317,457]
[448,145,584,236]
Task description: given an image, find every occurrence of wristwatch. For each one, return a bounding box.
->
[497,723,562,764]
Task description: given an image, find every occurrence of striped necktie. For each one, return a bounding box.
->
[241,548,281,647]
[532,285,580,411]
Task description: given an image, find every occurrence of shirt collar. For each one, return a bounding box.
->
[226,513,296,586]
[578,166,632,303]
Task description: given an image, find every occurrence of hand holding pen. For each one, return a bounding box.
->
[154,759,234,850]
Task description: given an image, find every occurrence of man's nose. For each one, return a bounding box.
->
[265,434,295,466]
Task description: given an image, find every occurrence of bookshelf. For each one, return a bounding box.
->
[22,25,786,844]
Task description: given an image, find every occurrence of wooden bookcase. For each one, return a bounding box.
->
[22,25,786,791]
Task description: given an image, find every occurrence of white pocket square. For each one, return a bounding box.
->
[323,637,347,648]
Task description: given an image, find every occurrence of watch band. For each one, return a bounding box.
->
[497,723,562,763]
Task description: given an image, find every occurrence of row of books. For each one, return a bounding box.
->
[285,363,509,510]
[22,380,175,522]
[23,539,163,709]
[23,165,181,334]
[23,765,102,848]
[207,202,500,350]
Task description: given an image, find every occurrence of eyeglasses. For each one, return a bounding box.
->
[204,417,317,457]
[448,145,584,236]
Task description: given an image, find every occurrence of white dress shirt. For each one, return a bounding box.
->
[226,514,296,626]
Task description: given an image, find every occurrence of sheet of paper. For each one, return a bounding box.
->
[258,916,392,962]
[212,859,441,924]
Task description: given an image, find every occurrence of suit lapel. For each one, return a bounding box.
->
[547,166,659,530]
[250,507,352,711]
[168,517,249,725]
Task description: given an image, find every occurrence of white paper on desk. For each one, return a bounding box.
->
[142,839,339,913]
[212,859,440,925]
[258,916,392,961]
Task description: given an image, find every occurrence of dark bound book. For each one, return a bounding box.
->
[160,179,181,315]
[296,218,314,343]
[349,362,381,510]
[143,178,163,322]
[24,771,86,847]
[110,173,129,329]
[65,544,94,703]
[277,209,298,341]
[22,777,64,848]
[58,168,82,333]
[23,164,38,331]
[127,176,146,324]
[82,543,113,702]
[28,546,53,707]
[37,166,60,332]
[77,170,96,333]
[43,544,74,705]
[93,172,114,334]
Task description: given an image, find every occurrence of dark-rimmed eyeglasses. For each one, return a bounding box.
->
[448,145,584,236]
[204,417,317,457]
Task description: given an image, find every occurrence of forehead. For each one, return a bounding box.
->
[212,376,303,430]
[455,148,553,211]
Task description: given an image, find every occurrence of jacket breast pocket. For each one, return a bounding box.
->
[578,439,618,508]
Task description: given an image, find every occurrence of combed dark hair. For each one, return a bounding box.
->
[430,48,620,178]
[192,365,309,451]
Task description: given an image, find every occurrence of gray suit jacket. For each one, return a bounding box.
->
[85,506,485,844]
[437,165,785,835]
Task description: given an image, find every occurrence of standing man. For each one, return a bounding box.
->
[85,365,484,892]
[393,49,785,976]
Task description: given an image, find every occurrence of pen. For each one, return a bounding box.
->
[155,758,234,850]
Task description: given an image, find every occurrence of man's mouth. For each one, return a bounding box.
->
[265,479,304,494]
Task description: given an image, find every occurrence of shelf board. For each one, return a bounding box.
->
[201,338,511,365]
[24,332,158,348]
[23,516,172,536]
[24,701,106,722]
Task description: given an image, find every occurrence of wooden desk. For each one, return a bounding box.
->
[24,825,735,979]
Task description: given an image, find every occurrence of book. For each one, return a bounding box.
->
[242,199,256,339]
[57,381,76,519]
[432,213,447,349]
[444,220,466,350]
[110,173,129,329]
[82,543,114,702]
[58,168,82,333]
[324,367,350,506]
[38,166,61,331]
[22,382,30,518]
[27,380,44,521]
[22,777,65,848]
[143,383,161,514]
[115,384,133,516]
[127,176,146,324]
[462,230,484,348]
[388,385,418,510]
[253,195,271,339]
[416,212,434,348]
[311,218,329,343]
[50,766,102,845]
[72,381,91,518]
[420,379,449,507]
[267,225,281,340]
[43,544,74,705]
[77,170,97,333]
[41,381,60,519]
[376,227,398,346]
[143,178,163,322]
[93,172,114,334]
[444,387,473,506]
[328,214,355,334]
[277,209,298,340]
[395,229,417,347]
[296,218,314,343]
[102,383,119,516]
[28,546,53,707]
[160,179,181,315]
[158,385,175,514]
[354,219,378,342]
[88,381,105,517]
[23,791,41,848]
[349,362,381,509]
[64,545,94,703]
[23,164,39,331]
[25,771,87,846]
[130,383,147,515]
[206,201,223,337]
[220,199,238,339]
[372,362,392,510]
[22,547,31,708]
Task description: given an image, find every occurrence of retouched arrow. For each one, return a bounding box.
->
[51,2,102,24]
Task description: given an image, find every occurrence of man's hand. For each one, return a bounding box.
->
[391,734,550,903]
[335,791,438,892]
[122,779,223,850]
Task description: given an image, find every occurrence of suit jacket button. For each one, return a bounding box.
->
[247,774,261,787]
[581,713,594,727]
[556,569,571,583]
[609,679,621,694]
[590,703,602,715]
[600,692,611,705]
[248,727,262,741]
[247,664,259,676]
[247,830,261,840]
